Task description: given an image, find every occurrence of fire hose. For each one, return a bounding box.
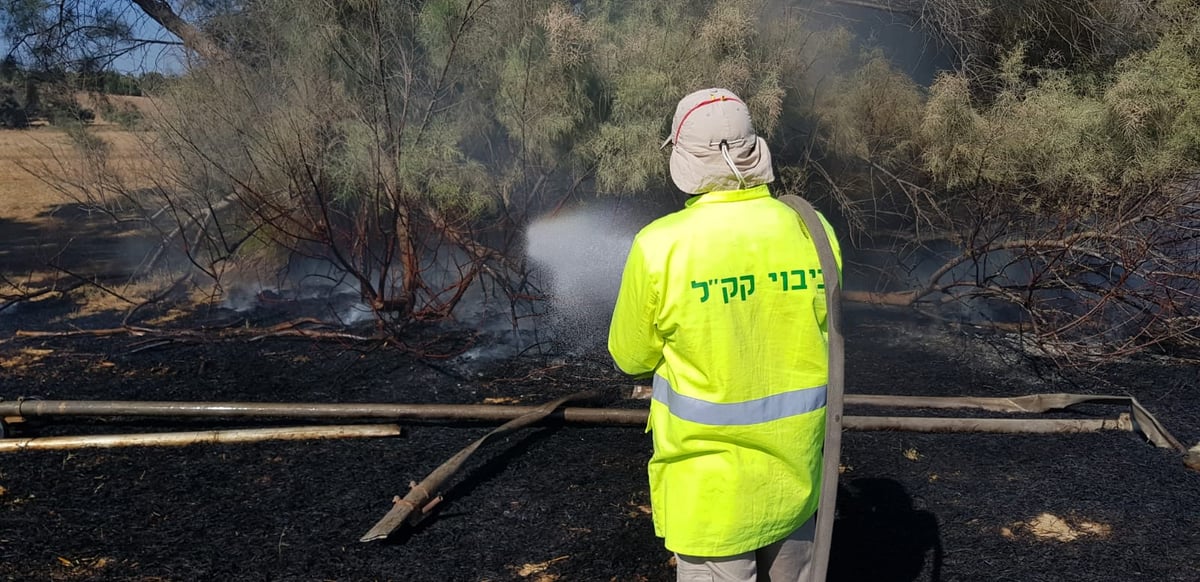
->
[358,391,599,541]
[781,194,843,582]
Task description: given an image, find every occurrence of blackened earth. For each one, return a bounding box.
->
[0,303,1197,582]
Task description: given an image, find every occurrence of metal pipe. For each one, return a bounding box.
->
[7,392,1152,419]
[1,399,642,424]
[0,424,402,452]
[0,399,1138,435]
[848,414,1133,434]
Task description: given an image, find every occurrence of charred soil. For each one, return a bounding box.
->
[0,304,1197,581]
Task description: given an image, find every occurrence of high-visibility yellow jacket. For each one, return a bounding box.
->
[608,184,841,557]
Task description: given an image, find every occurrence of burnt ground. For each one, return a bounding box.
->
[0,299,1198,582]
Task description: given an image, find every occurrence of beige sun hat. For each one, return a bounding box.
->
[662,88,775,194]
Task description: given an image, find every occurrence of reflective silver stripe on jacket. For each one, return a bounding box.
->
[652,375,827,426]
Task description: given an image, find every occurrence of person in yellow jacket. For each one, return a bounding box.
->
[608,88,841,582]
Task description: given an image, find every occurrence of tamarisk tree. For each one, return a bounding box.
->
[807,4,1200,365]
[5,0,1199,365]
[9,0,826,333]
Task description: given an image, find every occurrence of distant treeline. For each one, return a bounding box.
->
[0,55,166,128]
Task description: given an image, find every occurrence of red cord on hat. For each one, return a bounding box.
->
[674,96,744,145]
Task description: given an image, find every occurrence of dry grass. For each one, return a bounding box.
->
[1001,512,1113,542]
[0,127,199,324]
[510,555,569,581]
[0,347,55,371]
[51,555,118,581]
[46,273,214,322]
[0,127,157,222]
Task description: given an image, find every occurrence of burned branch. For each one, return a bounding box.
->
[845,180,1200,366]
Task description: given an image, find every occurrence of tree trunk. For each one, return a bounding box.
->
[130,0,226,60]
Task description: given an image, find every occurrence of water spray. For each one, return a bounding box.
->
[525,204,640,352]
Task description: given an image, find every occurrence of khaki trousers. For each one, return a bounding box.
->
[675,516,816,582]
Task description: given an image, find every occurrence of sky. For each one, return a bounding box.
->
[87,0,185,74]
[1,0,184,74]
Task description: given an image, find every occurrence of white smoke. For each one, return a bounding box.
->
[219,258,368,320]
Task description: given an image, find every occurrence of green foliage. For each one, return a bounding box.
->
[42,94,93,125]
[493,3,595,168]
[0,55,19,82]
[136,72,168,93]
[583,0,829,192]
[1104,17,1200,184]
[585,119,664,194]
[6,0,1192,223]
[918,0,1157,77]
[156,0,839,215]
[98,99,142,129]
[814,52,923,164]
[81,70,143,96]
[919,73,982,189]
[913,7,1200,205]
[0,85,27,127]
[920,66,1115,202]
[988,72,1114,195]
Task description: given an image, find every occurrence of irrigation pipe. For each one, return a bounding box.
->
[849,414,1132,433]
[0,424,402,452]
[0,395,1179,447]
[850,393,1184,451]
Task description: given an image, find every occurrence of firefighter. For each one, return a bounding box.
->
[608,88,841,582]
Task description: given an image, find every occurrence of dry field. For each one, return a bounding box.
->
[0,126,172,318]
[0,126,157,221]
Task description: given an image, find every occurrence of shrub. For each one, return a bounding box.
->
[99,100,143,129]
[43,96,94,125]
[0,86,29,128]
